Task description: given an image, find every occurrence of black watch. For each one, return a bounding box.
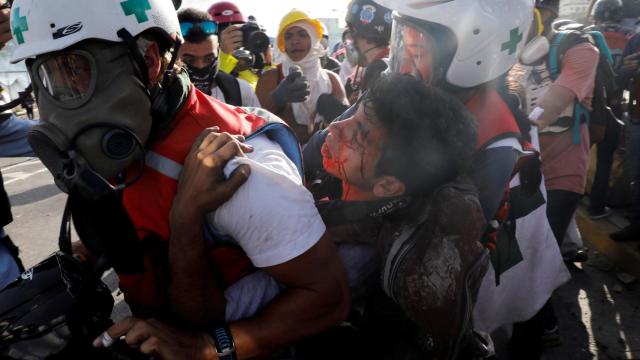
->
[211,325,236,360]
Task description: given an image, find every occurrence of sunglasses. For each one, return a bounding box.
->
[180,21,218,36]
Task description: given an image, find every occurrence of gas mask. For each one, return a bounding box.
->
[28,41,152,198]
[185,58,218,94]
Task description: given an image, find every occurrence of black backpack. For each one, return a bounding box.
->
[215,71,242,107]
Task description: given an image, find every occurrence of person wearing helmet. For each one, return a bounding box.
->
[369,0,574,356]
[343,0,393,104]
[256,9,347,144]
[208,1,245,34]
[9,0,350,357]
[177,8,260,107]
[585,0,633,222]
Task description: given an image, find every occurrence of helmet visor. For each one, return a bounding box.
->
[35,51,96,106]
[389,17,436,83]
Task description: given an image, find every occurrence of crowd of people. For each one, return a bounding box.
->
[1,0,640,359]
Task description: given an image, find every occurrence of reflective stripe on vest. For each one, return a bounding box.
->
[145,151,182,180]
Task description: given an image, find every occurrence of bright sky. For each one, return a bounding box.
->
[181,0,350,37]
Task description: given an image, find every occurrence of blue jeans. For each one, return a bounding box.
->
[589,121,622,213]
[627,122,640,223]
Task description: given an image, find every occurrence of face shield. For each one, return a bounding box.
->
[389,17,436,83]
[388,15,456,87]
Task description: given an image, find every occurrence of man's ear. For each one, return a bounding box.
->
[372,175,406,198]
[143,41,163,86]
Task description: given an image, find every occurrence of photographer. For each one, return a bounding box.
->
[211,2,273,88]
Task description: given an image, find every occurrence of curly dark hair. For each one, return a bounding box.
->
[177,8,215,44]
[364,73,477,195]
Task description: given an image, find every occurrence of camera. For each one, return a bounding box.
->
[240,16,270,55]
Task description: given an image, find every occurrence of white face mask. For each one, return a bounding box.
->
[519,35,550,65]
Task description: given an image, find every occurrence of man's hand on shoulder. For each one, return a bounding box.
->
[172,127,253,226]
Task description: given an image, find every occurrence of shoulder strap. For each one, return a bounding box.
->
[215,72,242,107]
[246,121,305,179]
[548,30,590,80]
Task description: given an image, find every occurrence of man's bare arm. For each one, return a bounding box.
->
[229,232,351,359]
[169,129,253,328]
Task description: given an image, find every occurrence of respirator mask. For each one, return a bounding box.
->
[28,41,152,198]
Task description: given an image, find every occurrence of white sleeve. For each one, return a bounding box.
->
[238,78,262,108]
[206,136,325,268]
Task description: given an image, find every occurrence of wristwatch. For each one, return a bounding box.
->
[211,325,236,360]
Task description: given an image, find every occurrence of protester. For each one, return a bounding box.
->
[256,9,347,144]
[302,0,393,179]
[315,72,487,359]
[342,0,392,105]
[611,29,640,241]
[178,8,260,107]
[10,0,350,358]
[587,0,632,220]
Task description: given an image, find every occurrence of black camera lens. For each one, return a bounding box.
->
[240,20,270,54]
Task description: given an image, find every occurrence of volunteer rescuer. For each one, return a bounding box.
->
[9,0,349,359]
[373,0,570,354]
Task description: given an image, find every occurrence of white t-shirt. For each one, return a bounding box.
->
[205,134,325,268]
[210,78,261,108]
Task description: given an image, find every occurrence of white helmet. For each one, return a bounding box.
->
[374,0,534,88]
[10,0,180,63]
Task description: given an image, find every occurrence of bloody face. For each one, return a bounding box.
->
[321,103,386,200]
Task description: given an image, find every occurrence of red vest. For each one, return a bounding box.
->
[466,89,521,150]
[119,86,266,313]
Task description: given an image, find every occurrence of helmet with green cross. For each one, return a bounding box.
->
[373,0,535,88]
[9,0,180,63]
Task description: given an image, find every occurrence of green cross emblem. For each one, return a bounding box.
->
[500,27,523,55]
[12,7,28,45]
[121,0,152,23]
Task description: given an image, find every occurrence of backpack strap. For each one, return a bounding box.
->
[548,30,592,144]
[215,71,243,107]
[246,122,304,179]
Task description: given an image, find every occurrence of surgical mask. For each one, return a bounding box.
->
[185,58,218,94]
[28,41,152,197]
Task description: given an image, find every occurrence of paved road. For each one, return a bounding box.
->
[3,157,639,359]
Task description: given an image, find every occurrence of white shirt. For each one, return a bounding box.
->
[210,78,261,108]
[205,134,325,268]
